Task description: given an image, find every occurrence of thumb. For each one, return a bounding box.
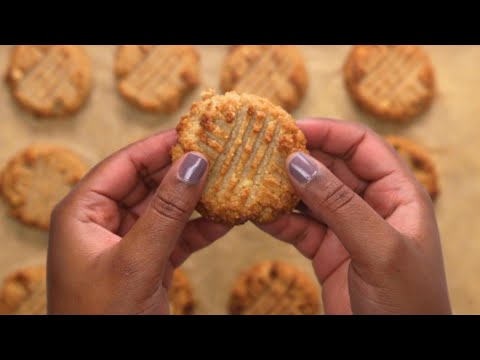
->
[287,152,401,267]
[116,152,208,275]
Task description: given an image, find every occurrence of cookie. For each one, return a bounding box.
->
[0,265,46,315]
[115,45,200,113]
[169,269,195,315]
[385,135,439,199]
[344,45,435,122]
[228,261,321,315]
[6,45,92,117]
[220,45,308,112]
[172,90,307,225]
[0,145,88,230]
[14,280,47,315]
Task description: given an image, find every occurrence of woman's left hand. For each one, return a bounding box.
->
[47,130,231,314]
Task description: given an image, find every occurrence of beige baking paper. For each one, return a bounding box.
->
[0,45,479,314]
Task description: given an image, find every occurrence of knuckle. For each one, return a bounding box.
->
[150,193,189,223]
[321,182,356,212]
[350,122,373,140]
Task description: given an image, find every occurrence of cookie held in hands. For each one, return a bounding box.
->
[172,90,307,226]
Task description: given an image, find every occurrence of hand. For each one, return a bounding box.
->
[47,130,231,314]
[258,119,451,315]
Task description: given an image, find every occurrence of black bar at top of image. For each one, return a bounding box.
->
[0,7,478,44]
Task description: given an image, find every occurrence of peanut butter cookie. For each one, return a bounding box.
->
[6,45,92,117]
[169,269,195,315]
[386,135,439,199]
[1,145,88,230]
[172,90,307,225]
[344,45,435,122]
[115,45,200,113]
[220,45,308,112]
[229,261,321,315]
[0,265,46,315]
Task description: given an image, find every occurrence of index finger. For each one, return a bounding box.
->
[77,129,177,202]
[297,118,403,182]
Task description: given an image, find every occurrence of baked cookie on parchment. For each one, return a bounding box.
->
[172,90,307,226]
[385,135,439,199]
[6,45,92,118]
[169,269,195,315]
[344,45,435,122]
[0,265,46,315]
[220,45,308,112]
[115,45,200,113]
[228,261,321,315]
[0,145,88,230]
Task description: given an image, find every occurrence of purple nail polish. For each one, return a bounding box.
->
[178,153,207,185]
[289,153,318,184]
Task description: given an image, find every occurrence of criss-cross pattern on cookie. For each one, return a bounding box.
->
[9,46,90,116]
[117,45,199,111]
[198,104,289,210]
[357,45,431,113]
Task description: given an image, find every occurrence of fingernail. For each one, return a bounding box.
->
[288,152,318,184]
[178,153,207,185]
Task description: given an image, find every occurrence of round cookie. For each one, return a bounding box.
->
[172,90,307,226]
[385,135,439,199]
[169,269,195,315]
[228,261,321,315]
[115,45,200,113]
[0,145,88,230]
[6,45,92,117]
[220,45,308,112]
[0,265,46,315]
[344,45,435,122]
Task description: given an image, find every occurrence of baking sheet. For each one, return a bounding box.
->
[0,45,479,314]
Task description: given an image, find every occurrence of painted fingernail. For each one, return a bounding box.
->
[288,152,318,184]
[178,153,207,185]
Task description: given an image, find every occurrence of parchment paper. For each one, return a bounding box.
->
[0,45,479,314]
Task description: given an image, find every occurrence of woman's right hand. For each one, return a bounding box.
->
[258,118,451,315]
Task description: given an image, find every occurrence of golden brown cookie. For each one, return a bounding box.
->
[0,265,46,315]
[172,90,307,225]
[229,261,321,315]
[385,135,439,199]
[344,45,435,122]
[169,269,195,315]
[220,45,308,112]
[6,45,92,117]
[115,45,200,113]
[0,145,88,230]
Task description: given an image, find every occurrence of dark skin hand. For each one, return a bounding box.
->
[258,118,451,314]
[48,130,230,314]
[48,119,451,315]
